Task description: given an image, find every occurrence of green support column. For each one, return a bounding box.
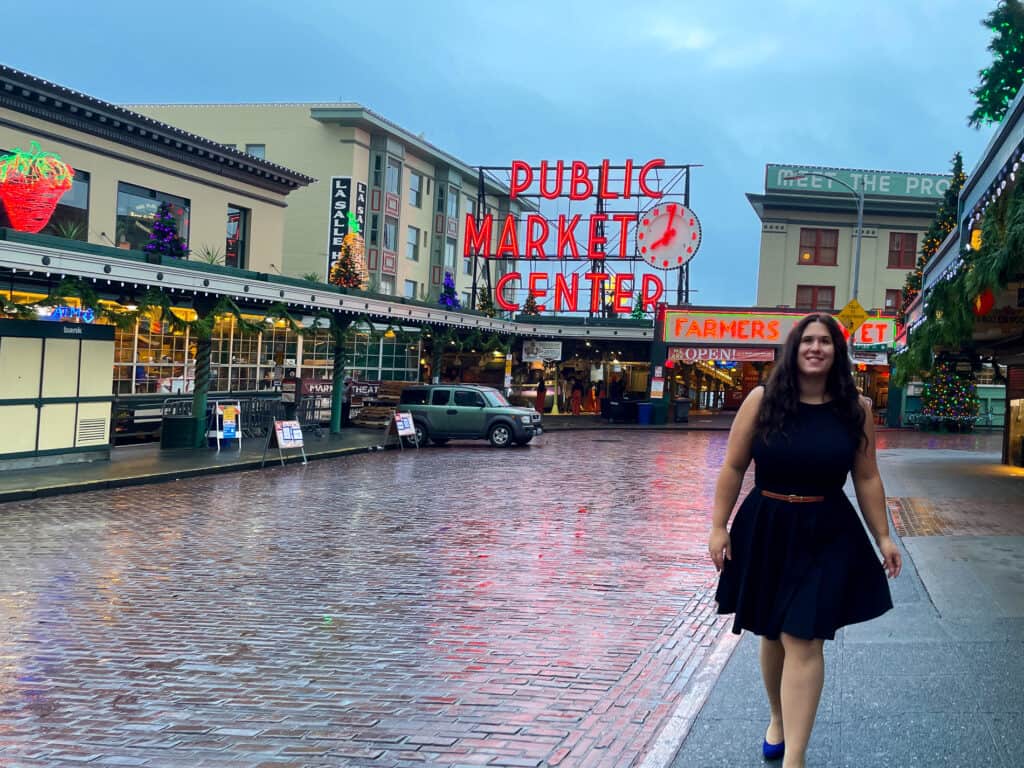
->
[190,296,219,449]
[330,317,353,434]
[649,311,669,424]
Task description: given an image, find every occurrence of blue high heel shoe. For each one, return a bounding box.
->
[762,738,785,761]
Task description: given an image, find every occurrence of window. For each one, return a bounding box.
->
[369,214,379,246]
[244,144,265,159]
[466,197,476,221]
[463,253,473,276]
[798,228,838,266]
[884,289,902,313]
[409,172,423,207]
[431,389,451,406]
[462,291,472,307]
[373,155,383,187]
[40,168,89,241]
[888,232,918,269]
[116,182,190,251]
[436,185,445,213]
[404,279,418,299]
[444,239,456,270]
[383,216,399,251]
[454,390,484,407]
[226,205,249,269]
[447,186,459,218]
[386,157,401,195]
[795,285,836,311]
[407,225,420,261]
[380,276,395,295]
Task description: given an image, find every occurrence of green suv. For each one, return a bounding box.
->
[397,384,543,447]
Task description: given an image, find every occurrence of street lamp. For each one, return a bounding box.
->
[783,172,865,303]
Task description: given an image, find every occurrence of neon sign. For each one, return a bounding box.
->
[495,272,663,313]
[46,305,95,324]
[664,310,895,347]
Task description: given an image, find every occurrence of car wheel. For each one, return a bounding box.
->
[488,423,513,447]
[406,422,427,447]
[430,437,450,446]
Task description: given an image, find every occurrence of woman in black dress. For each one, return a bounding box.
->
[708,313,901,767]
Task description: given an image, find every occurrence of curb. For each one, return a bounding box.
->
[638,629,742,768]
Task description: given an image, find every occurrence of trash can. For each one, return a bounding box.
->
[673,398,692,423]
[636,401,653,425]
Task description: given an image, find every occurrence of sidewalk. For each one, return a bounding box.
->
[668,436,1024,767]
[0,428,386,503]
[542,410,735,431]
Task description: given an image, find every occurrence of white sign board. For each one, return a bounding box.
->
[522,340,563,362]
[274,420,304,448]
[394,412,416,437]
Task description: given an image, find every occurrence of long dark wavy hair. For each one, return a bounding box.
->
[755,313,866,447]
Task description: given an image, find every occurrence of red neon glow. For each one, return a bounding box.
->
[556,214,582,258]
[510,160,532,197]
[493,271,664,313]
[496,215,520,258]
[569,161,594,200]
[612,213,636,256]
[539,160,564,199]
[638,159,666,198]
[525,214,549,259]
[587,213,608,258]
[464,212,492,257]
[598,159,618,199]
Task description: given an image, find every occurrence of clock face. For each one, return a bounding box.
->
[636,203,702,269]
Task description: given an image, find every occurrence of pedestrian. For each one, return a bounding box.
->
[534,377,547,414]
[708,313,901,768]
[342,375,353,427]
[570,378,583,416]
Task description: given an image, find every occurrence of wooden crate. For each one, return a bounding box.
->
[352,405,395,429]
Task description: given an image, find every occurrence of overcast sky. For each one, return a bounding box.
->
[6,1,1000,305]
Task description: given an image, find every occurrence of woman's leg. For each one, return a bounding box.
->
[779,632,825,768]
[760,637,785,744]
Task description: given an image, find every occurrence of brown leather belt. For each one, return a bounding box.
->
[761,490,825,503]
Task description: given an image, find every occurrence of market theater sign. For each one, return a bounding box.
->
[664,310,896,347]
[465,159,700,313]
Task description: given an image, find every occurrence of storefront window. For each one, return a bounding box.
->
[226,205,249,269]
[41,168,90,241]
[301,330,333,380]
[116,182,190,251]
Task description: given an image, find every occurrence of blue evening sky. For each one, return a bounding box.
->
[6,1,999,305]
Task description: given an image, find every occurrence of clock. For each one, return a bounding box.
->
[636,203,702,269]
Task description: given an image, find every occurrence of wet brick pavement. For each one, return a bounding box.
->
[0,431,743,768]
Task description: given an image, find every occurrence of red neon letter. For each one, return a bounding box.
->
[556,214,582,259]
[495,272,521,311]
[641,273,663,311]
[611,213,636,258]
[464,213,493,257]
[510,161,532,199]
[495,214,520,258]
[622,158,634,198]
[568,160,594,200]
[585,272,609,313]
[638,158,666,199]
[587,213,608,258]
[528,272,548,312]
[598,159,619,199]
[524,214,549,259]
[539,160,564,200]
[553,273,580,312]
[613,274,634,314]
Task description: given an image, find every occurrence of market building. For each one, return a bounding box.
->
[128,102,532,306]
[747,163,951,412]
[911,86,1024,466]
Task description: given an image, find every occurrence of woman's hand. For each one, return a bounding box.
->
[878,536,902,578]
[708,526,731,572]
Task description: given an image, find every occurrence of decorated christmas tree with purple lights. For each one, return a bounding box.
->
[438,271,461,309]
[144,201,188,259]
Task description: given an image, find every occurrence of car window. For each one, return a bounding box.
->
[400,389,429,404]
[484,390,510,407]
[454,390,484,407]
[430,389,451,406]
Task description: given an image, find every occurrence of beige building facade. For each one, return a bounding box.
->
[130,103,529,306]
[748,164,951,315]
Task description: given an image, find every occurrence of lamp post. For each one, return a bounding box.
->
[783,172,865,303]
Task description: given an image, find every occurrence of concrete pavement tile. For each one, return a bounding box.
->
[941,617,1024,642]
[839,713,1004,767]
[669,716,836,768]
[840,673,974,715]
[839,642,961,677]
[960,673,1024,714]
[988,713,1024,768]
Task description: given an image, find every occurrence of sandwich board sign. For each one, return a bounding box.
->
[262,419,307,466]
[386,411,419,450]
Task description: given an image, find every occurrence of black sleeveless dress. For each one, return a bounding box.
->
[715,401,893,640]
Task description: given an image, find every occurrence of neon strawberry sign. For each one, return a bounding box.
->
[0,141,75,233]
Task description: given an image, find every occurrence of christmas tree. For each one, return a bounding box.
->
[438,271,461,309]
[630,291,647,320]
[144,202,188,259]
[476,284,496,317]
[329,231,366,290]
[521,294,541,316]
[969,0,1024,128]
[920,361,979,430]
[899,153,966,326]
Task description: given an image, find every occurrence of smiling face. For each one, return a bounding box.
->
[797,321,836,377]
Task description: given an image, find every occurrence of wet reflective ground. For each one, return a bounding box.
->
[0,428,1002,767]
